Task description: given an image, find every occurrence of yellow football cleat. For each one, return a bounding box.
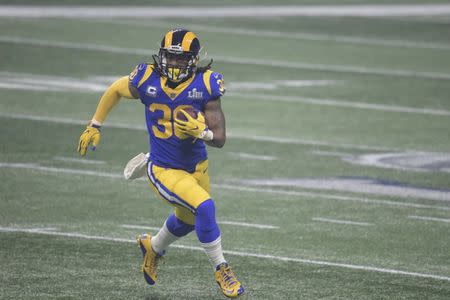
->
[137,234,162,285]
[215,263,245,298]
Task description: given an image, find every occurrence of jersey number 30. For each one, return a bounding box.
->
[149,103,193,139]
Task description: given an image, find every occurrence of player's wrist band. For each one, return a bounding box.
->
[199,129,214,141]
[89,119,102,129]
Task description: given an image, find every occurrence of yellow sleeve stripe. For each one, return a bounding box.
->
[137,65,154,88]
[202,70,213,96]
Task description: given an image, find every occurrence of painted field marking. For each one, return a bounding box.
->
[311,150,352,157]
[2,5,450,18]
[53,156,106,165]
[0,112,145,130]
[0,162,449,211]
[408,215,450,224]
[0,162,123,179]
[228,80,338,90]
[227,152,278,161]
[343,152,450,174]
[228,132,401,152]
[0,76,106,92]
[215,55,450,81]
[1,226,449,282]
[2,70,449,117]
[0,112,404,152]
[1,35,450,81]
[0,82,62,91]
[313,217,373,226]
[214,184,450,211]
[123,222,278,230]
[99,19,450,51]
[217,221,279,229]
[389,16,450,25]
[0,35,150,56]
[228,93,450,117]
[120,224,161,231]
[238,178,450,203]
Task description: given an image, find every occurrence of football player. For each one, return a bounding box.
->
[77,29,244,298]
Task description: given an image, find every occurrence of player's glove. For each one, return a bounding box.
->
[77,123,101,156]
[174,109,213,141]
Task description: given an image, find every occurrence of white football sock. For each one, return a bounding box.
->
[151,222,180,255]
[201,236,227,269]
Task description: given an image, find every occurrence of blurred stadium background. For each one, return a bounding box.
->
[1,0,449,299]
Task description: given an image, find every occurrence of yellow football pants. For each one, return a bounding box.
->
[146,160,210,225]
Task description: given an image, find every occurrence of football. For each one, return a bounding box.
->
[176,107,203,121]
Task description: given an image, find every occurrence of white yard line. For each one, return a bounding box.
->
[227,152,278,161]
[3,70,449,117]
[120,224,162,231]
[214,184,450,212]
[0,112,146,130]
[228,80,338,91]
[313,217,373,226]
[228,93,450,117]
[1,71,449,116]
[102,19,450,51]
[217,221,279,229]
[1,35,450,81]
[228,132,401,152]
[123,222,278,230]
[53,156,106,165]
[1,226,449,282]
[1,5,450,18]
[0,112,403,152]
[0,110,434,153]
[0,71,108,92]
[311,150,352,157]
[0,162,448,211]
[408,215,450,224]
[0,35,149,56]
[0,82,63,91]
[0,163,123,179]
[216,56,450,81]
[239,178,450,203]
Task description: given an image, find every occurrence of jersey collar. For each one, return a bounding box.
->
[160,74,196,100]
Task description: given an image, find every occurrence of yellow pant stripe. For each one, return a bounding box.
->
[147,162,196,213]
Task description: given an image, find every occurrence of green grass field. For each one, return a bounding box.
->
[1,1,450,299]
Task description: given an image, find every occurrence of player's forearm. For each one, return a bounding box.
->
[205,129,226,148]
[91,76,134,124]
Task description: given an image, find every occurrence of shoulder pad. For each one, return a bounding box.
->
[129,63,151,88]
[203,71,225,99]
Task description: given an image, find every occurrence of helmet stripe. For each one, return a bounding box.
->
[164,30,173,48]
[181,31,197,52]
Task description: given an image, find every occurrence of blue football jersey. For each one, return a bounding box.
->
[129,63,225,173]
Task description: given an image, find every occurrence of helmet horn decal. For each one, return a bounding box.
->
[164,30,173,48]
[156,29,201,83]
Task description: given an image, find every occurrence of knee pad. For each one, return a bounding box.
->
[166,214,194,237]
[195,199,220,243]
